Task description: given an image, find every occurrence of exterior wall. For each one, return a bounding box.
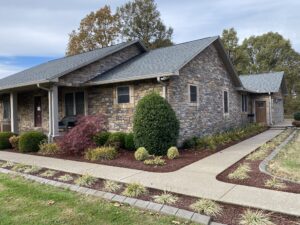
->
[17,90,49,133]
[59,44,143,85]
[87,79,163,132]
[167,44,246,143]
[272,91,284,124]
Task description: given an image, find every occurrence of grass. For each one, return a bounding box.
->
[75,174,97,187]
[122,183,148,197]
[239,209,274,225]
[264,178,286,189]
[0,173,198,225]
[267,130,300,182]
[190,198,222,217]
[153,192,178,205]
[103,180,122,192]
[57,174,74,182]
[228,163,251,180]
[40,170,58,178]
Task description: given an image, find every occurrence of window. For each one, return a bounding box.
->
[223,91,229,114]
[242,94,248,112]
[189,85,198,103]
[64,92,85,116]
[3,95,10,120]
[117,86,130,104]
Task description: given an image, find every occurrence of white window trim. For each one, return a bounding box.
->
[223,89,229,116]
[188,84,199,105]
[115,85,134,104]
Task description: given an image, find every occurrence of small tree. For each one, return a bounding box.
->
[133,92,179,155]
[59,115,106,155]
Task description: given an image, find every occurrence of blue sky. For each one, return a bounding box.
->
[0,0,299,78]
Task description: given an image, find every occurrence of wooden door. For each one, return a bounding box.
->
[255,101,267,124]
[34,96,42,127]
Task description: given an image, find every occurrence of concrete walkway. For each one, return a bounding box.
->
[0,129,300,217]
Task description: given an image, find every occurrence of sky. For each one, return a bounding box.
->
[0,0,299,79]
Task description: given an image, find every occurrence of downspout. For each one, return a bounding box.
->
[269,92,273,126]
[157,77,168,100]
[37,84,52,142]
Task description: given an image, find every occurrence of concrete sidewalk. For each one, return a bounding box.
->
[1,129,299,217]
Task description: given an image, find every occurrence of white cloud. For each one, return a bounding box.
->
[0,63,24,79]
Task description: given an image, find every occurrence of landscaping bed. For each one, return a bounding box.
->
[217,128,300,194]
[0,160,299,225]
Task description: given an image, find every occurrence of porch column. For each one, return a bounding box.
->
[51,85,59,137]
[10,92,18,133]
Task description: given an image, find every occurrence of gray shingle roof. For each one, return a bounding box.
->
[239,72,284,93]
[0,41,140,90]
[90,36,219,84]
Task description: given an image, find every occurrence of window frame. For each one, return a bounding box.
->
[64,91,86,116]
[223,90,229,115]
[189,84,198,103]
[2,94,11,120]
[242,94,248,113]
[116,86,131,104]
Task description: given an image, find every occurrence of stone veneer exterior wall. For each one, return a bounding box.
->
[167,44,246,143]
[59,44,143,85]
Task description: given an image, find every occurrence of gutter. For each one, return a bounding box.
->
[157,77,169,99]
[269,92,273,125]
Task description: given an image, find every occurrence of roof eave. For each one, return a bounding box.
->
[0,79,56,92]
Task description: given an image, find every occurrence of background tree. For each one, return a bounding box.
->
[66,5,120,56]
[117,0,173,49]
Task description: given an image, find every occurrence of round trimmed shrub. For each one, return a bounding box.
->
[93,131,111,146]
[124,133,135,150]
[167,146,179,159]
[0,132,14,149]
[134,147,149,161]
[18,131,47,153]
[133,92,179,155]
[294,112,300,121]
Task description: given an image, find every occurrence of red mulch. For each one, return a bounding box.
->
[1,162,299,225]
[216,151,300,194]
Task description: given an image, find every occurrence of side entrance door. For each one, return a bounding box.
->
[34,96,42,127]
[255,101,267,124]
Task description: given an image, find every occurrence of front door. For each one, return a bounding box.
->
[255,101,267,124]
[34,96,42,127]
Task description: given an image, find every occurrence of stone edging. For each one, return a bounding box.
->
[259,130,300,184]
[0,168,226,225]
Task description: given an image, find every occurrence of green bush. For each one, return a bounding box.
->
[124,132,135,150]
[84,146,117,161]
[38,141,60,155]
[182,137,198,149]
[0,132,14,149]
[134,147,149,161]
[294,112,300,121]
[133,92,179,155]
[167,146,179,159]
[105,132,126,149]
[18,131,47,153]
[93,131,111,146]
[9,135,19,149]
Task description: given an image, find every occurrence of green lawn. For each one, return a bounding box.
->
[268,130,300,182]
[0,174,197,225]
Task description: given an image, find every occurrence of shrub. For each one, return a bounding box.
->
[264,178,286,189]
[84,146,117,161]
[105,132,126,149]
[239,209,274,225]
[59,115,106,155]
[133,92,179,155]
[134,147,149,161]
[190,199,222,216]
[228,163,251,180]
[0,132,14,149]
[38,141,60,155]
[182,137,198,149]
[18,131,47,153]
[75,174,97,187]
[294,112,300,121]
[122,183,147,197]
[40,170,57,177]
[23,166,42,174]
[57,174,74,182]
[93,131,111,146]
[167,147,179,159]
[0,161,15,168]
[124,132,135,150]
[144,156,166,166]
[12,164,29,172]
[9,135,19,149]
[153,192,178,205]
[103,180,122,192]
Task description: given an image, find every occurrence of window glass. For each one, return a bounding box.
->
[65,93,74,116]
[117,86,130,103]
[190,85,197,103]
[224,91,229,114]
[242,95,248,112]
[3,95,10,119]
[75,92,85,115]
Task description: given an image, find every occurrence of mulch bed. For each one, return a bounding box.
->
[6,128,268,173]
[1,160,299,225]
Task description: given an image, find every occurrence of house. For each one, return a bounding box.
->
[0,36,287,144]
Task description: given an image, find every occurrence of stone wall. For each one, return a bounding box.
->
[167,44,246,143]
[87,79,163,132]
[272,91,284,124]
[59,44,143,85]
